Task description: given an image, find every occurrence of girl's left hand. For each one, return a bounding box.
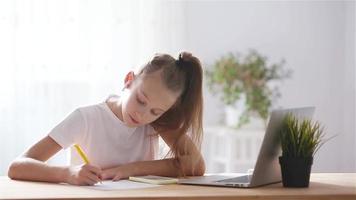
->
[101,165,131,181]
[112,166,129,181]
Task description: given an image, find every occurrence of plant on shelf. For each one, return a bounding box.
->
[279,114,332,187]
[205,49,291,128]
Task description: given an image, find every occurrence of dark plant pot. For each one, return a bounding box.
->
[279,156,313,188]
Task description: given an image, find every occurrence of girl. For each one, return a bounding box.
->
[8,52,205,186]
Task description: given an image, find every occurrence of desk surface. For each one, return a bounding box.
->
[1,173,355,200]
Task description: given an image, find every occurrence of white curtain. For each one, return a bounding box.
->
[0,0,187,175]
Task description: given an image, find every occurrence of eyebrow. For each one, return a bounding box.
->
[139,89,165,112]
[141,89,149,101]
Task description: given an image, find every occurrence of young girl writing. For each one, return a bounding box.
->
[8,52,205,186]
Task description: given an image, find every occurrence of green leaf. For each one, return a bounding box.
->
[279,113,333,157]
[205,50,291,128]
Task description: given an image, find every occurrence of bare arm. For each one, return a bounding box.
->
[101,132,205,180]
[8,136,101,185]
[158,131,205,176]
[8,136,67,182]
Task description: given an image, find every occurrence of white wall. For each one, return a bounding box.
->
[0,0,188,175]
[183,1,355,172]
[0,0,354,176]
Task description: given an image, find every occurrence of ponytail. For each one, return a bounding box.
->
[136,52,204,176]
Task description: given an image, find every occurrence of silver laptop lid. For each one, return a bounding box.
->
[249,107,315,187]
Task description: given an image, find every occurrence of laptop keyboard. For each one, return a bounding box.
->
[216,175,251,183]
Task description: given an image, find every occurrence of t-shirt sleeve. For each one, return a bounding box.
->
[48,108,87,149]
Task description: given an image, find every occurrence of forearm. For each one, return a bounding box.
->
[127,158,180,177]
[135,156,205,177]
[126,149,206,178]
[102,155,205,180]
[8,157,68,183]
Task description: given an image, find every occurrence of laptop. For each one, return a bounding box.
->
[178,107,315,188]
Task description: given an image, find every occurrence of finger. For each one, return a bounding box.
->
[76,177,96,186]
[83,177,97,186]
[100,169,116,180]
[84,171,101,183]
[99,172,106,180]
[113,174,122,181]
[85,164,102,176]
[100,170,115,180]
[84,164,101,173]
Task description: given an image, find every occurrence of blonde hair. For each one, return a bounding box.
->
[135,52,204,176]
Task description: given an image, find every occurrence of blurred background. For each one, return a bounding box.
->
[0,0,355,175]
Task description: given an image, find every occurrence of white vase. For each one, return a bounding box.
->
[224,94,266,129]
[225,94,246,127]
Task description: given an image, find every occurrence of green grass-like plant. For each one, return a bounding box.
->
[280,114,328,157]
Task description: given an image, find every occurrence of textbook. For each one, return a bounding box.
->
[129,175,178,185]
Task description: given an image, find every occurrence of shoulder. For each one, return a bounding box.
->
[77,94,118,114]
[74,102,108,121]
[76,103,101,114]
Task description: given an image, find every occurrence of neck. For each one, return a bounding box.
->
[106,96,124,122]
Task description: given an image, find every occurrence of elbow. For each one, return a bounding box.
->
[183,157,206,176]
[193,158,206,176]
[8,161,19,180]
[8,157,27,180]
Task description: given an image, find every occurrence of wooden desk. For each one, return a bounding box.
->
[1,173,355,200]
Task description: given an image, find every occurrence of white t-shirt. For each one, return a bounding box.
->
[48,102,159,169]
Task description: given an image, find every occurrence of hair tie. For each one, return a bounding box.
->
[175,53,184,66]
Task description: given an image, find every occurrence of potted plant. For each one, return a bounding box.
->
[279,114,329,187]
[205,49,291,128]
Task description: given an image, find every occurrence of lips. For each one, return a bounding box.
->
[129,114,139,124]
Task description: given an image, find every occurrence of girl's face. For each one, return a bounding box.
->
[120,70,180,127]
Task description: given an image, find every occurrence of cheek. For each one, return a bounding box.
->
[146,115,161,124]
[123,96,135,113]
[120,93,131,114]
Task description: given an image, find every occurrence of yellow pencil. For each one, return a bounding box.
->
[74,144,90,164]
[74,144,102,184]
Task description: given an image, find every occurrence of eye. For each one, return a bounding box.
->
[136,96,146,105]
[151,110,160,116]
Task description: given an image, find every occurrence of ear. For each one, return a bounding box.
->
[124,71,135,89]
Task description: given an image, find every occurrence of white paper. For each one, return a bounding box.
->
[84,180,161,191]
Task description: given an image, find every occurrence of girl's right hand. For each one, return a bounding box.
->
[65,164,102,186]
